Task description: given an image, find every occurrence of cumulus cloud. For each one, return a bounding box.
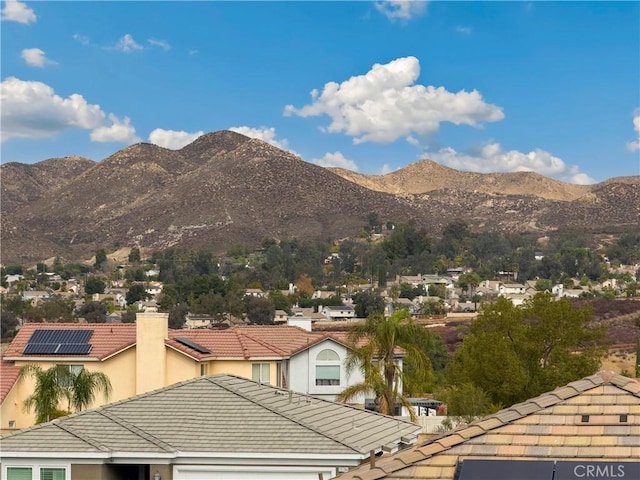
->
[456,25,472,34]
[1,0,36,24]
[90,114,140,143]
[148,38,171,50]
[229,125,295,153]
[148,129,204,149]
[21,48,55,67]
[0,77,137,145]
[284,56,503,144]
[424,142,595,185]
[311,152,359,171]
[115,34,143,53]
[627,111,640,152]
[0,77,105,142]
[374,1,427,22]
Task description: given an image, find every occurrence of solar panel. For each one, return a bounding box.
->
[174,337,211,354]
[29,329,93,345]
[23,329,94,355]
[458,460,554,480]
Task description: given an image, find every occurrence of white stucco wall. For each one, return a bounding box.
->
[288,339,365,404]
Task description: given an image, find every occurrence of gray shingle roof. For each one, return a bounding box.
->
[0,374,420,458]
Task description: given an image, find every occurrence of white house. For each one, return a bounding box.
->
[321,305,356,320]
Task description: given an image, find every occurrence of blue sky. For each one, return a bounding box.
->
[1,1,639,184]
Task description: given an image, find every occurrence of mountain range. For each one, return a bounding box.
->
[2,130,639,265]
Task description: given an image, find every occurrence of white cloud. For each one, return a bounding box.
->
[380,163,397,174]
[21,48,55,67]
[626,111,640,152]
[0,77,105,142]
[284,56,503,144]
[229,125,295,153]
[424,142,595,185]
[456,25,472,34]
[148,128,204,149]
[115,34,143,53]
[90,114,140,144]
[374,1,427,22]
[1,0,36,24]
[73,33,90,46]
[0,77,137,145]
[148,38,171,50]
[311,152,359,171]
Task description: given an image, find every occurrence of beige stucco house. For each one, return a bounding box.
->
[0,314,387,431]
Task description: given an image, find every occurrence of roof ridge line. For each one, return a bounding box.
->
[53,422,111,452]
[204,376,362,454]
[97,409,176,453]
[241,331,289,356]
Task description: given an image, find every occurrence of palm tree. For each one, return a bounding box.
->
[19,365,70,424]
[20,365,112,423]
[69,368,112,412]
[336,309,432,421]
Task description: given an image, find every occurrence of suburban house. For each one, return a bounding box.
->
[21,290,51,304]
[321,305,356,320]
[0,374,421,480]
[498,283,526,295]
[337,371,640,480]
[0,314,396,430]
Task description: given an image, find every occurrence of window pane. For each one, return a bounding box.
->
[317,349,339,361]
[261,363,270,383]
[41,468,66,480]
[316,365,340,379]
[7,467,32,480]
[252,363,260,381]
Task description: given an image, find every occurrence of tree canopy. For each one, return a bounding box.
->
[446,293,605,408]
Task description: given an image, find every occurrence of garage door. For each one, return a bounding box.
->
[174,465,336,480]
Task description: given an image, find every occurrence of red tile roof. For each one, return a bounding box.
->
[3,323,137,361]
[0,357,21,403]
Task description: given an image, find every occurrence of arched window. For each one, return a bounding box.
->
[316,349,340,386]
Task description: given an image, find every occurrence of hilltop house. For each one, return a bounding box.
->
[0,314,398,430]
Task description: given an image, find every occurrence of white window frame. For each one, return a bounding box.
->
[4,463,71,480]
[252,362,270,384]
[56,364,84,388]
[315,349,341,386]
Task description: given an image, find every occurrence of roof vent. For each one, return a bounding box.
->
[581,415,590,423]
[620,414,628,423]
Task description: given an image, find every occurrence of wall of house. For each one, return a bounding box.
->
[166,348,198,385]
[208,360,280,386]
[0,379,23,432]
[289,340,365,403]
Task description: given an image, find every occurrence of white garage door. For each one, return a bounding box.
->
[174,465,336,480]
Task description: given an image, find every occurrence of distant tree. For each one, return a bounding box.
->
[128,246,141,263]
[353,290,385,318]
[295,274,314,297]
[245,297,275,325]
[120,308,137,323]
[535,278,553,292]
[168,303,189,329]
[94,249,108,270]
[84,276,106,295]
[78,301,108,323]
[0,310,19,338]
[125,284,149,305]
[40,296,76,322]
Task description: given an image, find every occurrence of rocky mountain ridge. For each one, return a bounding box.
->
[2,130,638,264]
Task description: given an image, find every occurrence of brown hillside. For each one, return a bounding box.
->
[330,159,589,201]
[1,131,639,264]
[1,156,95,213]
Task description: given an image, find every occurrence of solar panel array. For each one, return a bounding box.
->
[23,329,94,355]
[174,336,211,354]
